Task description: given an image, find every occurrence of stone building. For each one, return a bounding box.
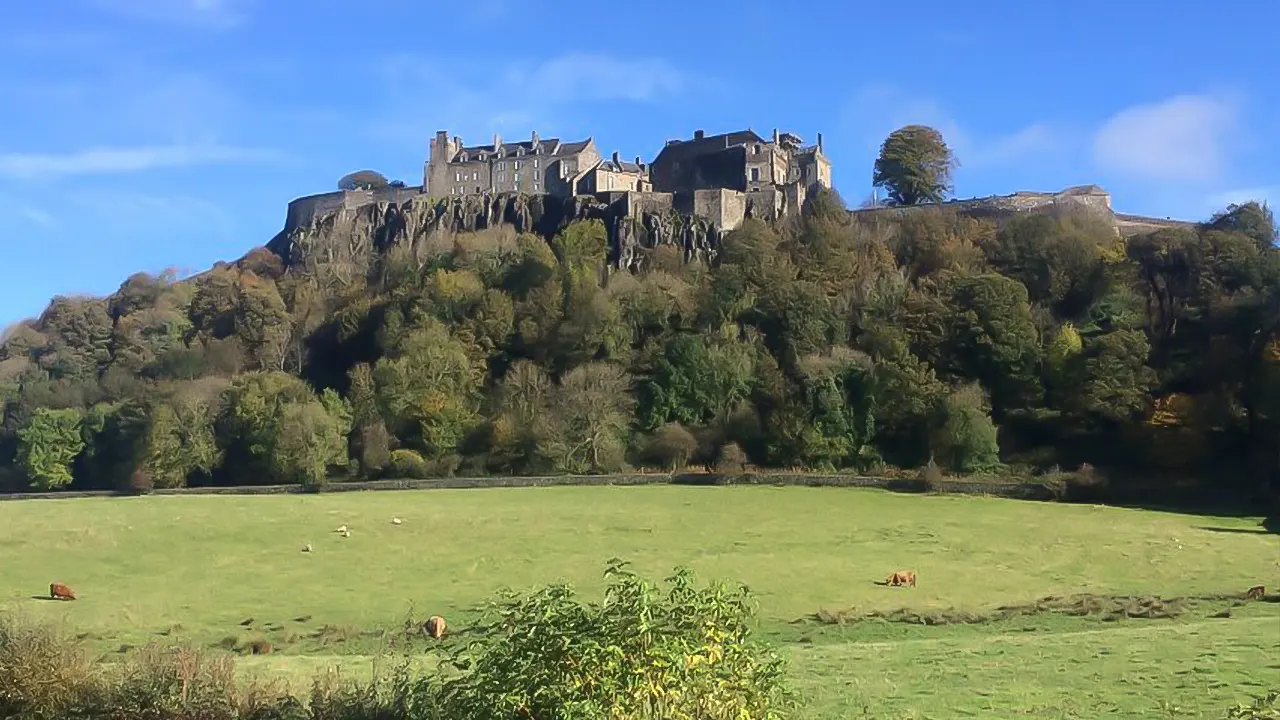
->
[649,128,832,209]
[579,152,652,193]
[424,130,603,198]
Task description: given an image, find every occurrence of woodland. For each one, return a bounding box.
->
[2,126,1278,508]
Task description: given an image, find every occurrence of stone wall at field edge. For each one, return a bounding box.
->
[0,473,1055,502]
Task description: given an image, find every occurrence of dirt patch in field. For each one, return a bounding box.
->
[808,592,1273,627]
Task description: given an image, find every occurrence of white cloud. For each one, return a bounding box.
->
[1091,94,1237,183]
[845,84,1064,171]
[505,54,687,104]
[88,0,254,28]
[0,144,280,180]
[372,52,694,148]
[1205,186,1278,211]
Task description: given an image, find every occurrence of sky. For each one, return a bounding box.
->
[1,0,1278,326]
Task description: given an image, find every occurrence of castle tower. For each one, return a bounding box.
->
[425,130,461,197]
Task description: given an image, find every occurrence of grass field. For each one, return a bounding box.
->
[2,485,1277,718]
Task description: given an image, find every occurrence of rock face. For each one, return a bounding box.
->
[267,192,724,274]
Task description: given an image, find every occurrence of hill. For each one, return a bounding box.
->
[0,187,1277,510]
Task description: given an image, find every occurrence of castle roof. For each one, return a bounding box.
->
[656,129,767,161]
[598,157,645,174]
[451,137,594,162]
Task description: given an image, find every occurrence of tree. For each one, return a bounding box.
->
[337,170,390,191]
[872,125,958,206]
[17,407,85,490]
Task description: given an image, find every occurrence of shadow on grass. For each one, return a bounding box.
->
[28,595,70,602]
[1195,524,1276,535]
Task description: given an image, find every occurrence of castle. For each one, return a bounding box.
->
[422,126,832,228]
[279,125,1190,254]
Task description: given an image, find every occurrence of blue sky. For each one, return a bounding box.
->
[2,0,1277,327]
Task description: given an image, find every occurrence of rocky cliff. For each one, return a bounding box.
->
[266,192,724,274]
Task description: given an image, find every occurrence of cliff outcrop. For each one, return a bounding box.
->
[267,192,723,273]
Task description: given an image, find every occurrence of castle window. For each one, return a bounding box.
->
[514,161,520,170]
[533,181,540,192]
[455,172,462,182]
[498,172,505,182]
[534,159,539,168]
[750,167,760,182]
[450,187,455,195]
[475,186,481,193]
[473,171,479,180]
[753,145,761,155]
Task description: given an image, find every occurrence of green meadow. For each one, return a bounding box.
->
[2,485,1277,718]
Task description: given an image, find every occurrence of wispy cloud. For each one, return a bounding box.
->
[1091,94,1238,183]
[0,144,281,180]
[1204,186,1278,211]
[844,84,1068,171]
[372,51,696,147]
[87,0,255,28]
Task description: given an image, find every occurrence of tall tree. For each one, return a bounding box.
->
[872,125,958,206]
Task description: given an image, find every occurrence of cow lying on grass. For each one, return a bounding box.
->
[50,582,76,601]
[885,570,917,588]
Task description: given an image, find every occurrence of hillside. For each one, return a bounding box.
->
[1,188,1277,509]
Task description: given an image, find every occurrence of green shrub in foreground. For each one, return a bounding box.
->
[422,558,796,720]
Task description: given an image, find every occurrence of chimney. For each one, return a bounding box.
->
[772,128,779,144]
[611,150,620,166]
[817,132,823,151]
[694,129,705,140]
[531,130,540,147]
[635,155,642,167]
[493,132,502,151]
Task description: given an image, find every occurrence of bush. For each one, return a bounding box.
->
[714,441,747,476]
[919,457,945,492]
[424,559,796,720]
[124,468,155,495]
[646,422,697,470]
[1224,690,1280,719]
[388,449,430,479]
[1065,462,1109,502]
[931,384,1001,474]
[358,421,392,477]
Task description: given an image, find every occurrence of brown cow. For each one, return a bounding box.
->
[885,570,917,588]
[49,582,76,601]
[425,615,446,639]
[1246,585,1266,600]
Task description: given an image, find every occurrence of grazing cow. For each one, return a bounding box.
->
[885,570,917,588]
[49,582,76,601]
[1246,585,1266,600]
[391,518,402,525]
[425,615,446,639]
[335,525,348,534]
[341,529,351,538]
[302,544,313,553]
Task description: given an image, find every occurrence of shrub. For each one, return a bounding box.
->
[1039,464,1071,501]
[125,468,155,495]
[1065,462,1109,502]
[646,422,698,470]
[358,421,392,476]
[388,449,430,479]
[1224,690,1280,719]
[714,441,747,476]
[931,384,1001,474]
[919,457,945,492]
[425,559,796,720]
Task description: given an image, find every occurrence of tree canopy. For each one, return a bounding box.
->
[337,170,391,192]
[872,125,958,206]
[1,194,1277,509]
